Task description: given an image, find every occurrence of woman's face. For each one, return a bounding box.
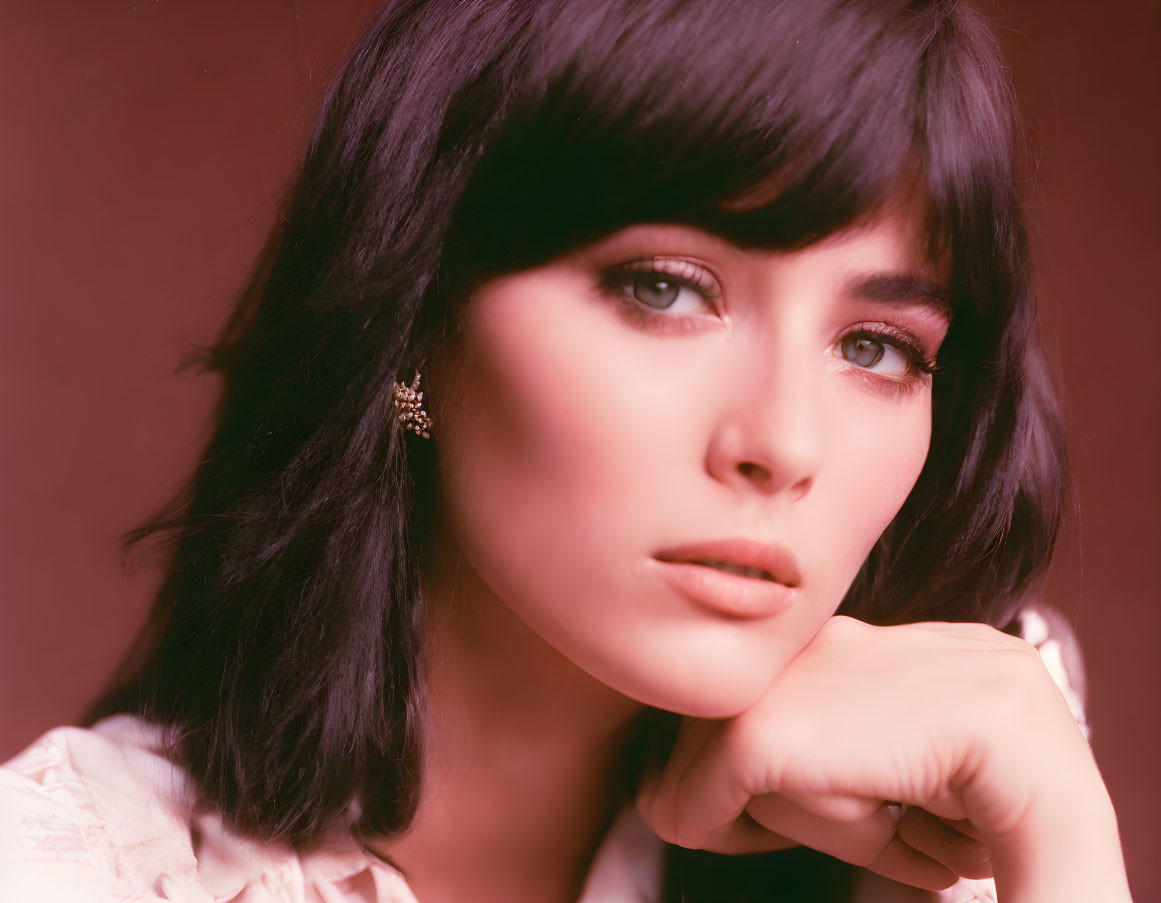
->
[427,198,951,717]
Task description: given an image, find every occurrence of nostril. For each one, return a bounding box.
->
[737,461,772,482]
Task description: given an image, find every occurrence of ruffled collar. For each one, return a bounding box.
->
[189,785,664,903]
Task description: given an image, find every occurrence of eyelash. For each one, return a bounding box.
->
[597,259,943,394]
[596,258,722,328]
[837,322,942,392]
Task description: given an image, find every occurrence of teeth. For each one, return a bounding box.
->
[695,560,774,581]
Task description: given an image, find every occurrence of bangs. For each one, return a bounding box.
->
[443,0,1016,315]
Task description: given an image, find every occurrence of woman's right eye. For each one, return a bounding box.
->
[599,258,723,320]
[630,273,683,309]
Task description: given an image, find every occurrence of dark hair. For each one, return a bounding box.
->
[90,0,1066,894]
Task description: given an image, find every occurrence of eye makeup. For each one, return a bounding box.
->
[608,257,724,299]
[835,321,940,374]
[594,250,946,397]
[596,256,724,332]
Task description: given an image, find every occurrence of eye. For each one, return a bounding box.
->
[599,257,723,319]
[631,272,684,309]
[835,326,938,380]
[839,333,904,373]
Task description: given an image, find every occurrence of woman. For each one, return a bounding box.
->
[0,0,1132,901]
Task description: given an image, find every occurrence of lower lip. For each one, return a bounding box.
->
[650,559,798,619]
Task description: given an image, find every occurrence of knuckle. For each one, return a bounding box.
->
[731,713,792,792]
[824,614,865,637]
[1006,640,1052,681]
[849,830,896,869]
[984,648,1056,721]
[671,821,706,850]
[639,795,683,847]
[813,614,867,651]
[1015,636,1048,664]
[895,812,924,848]
[952,620,999,637]
[923,620,1028,652]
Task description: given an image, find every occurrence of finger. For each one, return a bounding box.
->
[746,793,957,891]
[779,790,884,823]
[639,765,803,855]
[638,718,736,846]
[635,761,662,812]
[866,832,959,891]
[679,809,803,856]
[934,814,986,844]
[896,807,994,880]
[913,792,970,824]
[747,792,894,863]
[656,722,759,847]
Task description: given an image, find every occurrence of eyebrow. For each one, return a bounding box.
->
[845,272,954,324]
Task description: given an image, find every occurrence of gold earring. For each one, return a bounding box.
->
[393,370,433,438]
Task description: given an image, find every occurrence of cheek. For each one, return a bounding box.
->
[853,404,930,523]
[809,391,932,603]
[436,292,611,496]
[428,276,648,616]
[875,401,932,518]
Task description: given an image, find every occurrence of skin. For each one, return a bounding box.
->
[639,617,1132,899]
[368,198,1132,902]
[428,199,947,720]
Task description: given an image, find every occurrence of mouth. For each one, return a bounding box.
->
[651,560,798,619]
[652,538,801,618]
[654,537,801,587]
[686,559,778,581]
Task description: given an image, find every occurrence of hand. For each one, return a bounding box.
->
[637,616,1132,901]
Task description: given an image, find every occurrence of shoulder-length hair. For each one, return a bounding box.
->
[90,0,1067,885]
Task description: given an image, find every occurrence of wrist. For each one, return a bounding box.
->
[988,774,1132,902]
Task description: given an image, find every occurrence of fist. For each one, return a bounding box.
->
[637,616,1114,894]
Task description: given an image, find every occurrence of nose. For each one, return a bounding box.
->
[704,343,824,501]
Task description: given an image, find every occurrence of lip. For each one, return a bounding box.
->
[652,538,802,619]
[650,559,798,619]
[654,538,802,587]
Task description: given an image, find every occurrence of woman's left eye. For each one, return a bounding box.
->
[835,327,936,379]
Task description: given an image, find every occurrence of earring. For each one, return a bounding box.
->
[393,370,433,439]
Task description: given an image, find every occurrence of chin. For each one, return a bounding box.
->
[605,648,784,720]
[645,682,769,720]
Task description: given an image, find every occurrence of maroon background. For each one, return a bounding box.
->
[1,2,1157,897]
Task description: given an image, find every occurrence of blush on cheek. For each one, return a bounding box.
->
[864,409,932,536]
[451,277,644,494]
[430,277,628,579]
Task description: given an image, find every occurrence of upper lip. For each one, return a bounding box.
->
[654,537,802,588]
